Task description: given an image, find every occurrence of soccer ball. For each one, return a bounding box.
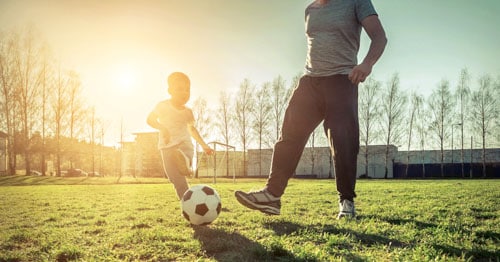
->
[181,184,222,225]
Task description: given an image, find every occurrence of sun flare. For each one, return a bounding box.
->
[112,65,138,94]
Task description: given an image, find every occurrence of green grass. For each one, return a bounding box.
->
[0,176,498,261]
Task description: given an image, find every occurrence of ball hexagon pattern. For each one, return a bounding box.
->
[181,184,222,225]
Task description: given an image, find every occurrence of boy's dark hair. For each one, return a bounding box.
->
[168,72,190,91]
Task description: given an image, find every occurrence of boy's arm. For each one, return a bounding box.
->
[147,111,170,143]
[187,123,214,155]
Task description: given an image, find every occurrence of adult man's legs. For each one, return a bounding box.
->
[265,76,325,196]
[322,75,359,218]
[235,76,324,214]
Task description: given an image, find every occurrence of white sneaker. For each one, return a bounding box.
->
[337,199,356,219]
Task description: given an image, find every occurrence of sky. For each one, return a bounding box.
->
[1,0,499,146]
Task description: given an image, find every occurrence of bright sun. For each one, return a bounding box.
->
[112,66,138,94]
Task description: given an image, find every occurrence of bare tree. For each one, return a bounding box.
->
[89,107,97,174]
[66,71,86,169]
[51,66,70,176]
[416,96,430,178]
[215,90,233,151]
[0,31,19,175]
[36,44,53,176]
[306,126,326,176]
[428,79,454,177]
[405,92,423,177]
[494,76,500,148]
[455,68,471,177]
[470,75,498,177]
[14,27,45,176]
[380,73,407,178]
[359,77,381,177]
[192,97,212,177]
[234,79,255,176]
[214,90,233,177]
[270,75,289,141]
[252,81,272,176]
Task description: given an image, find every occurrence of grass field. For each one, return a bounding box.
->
[0,176,498,261]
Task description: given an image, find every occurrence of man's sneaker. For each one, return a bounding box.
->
[172,149,192,177]
[337,199,356,219]
[235,189,281,215]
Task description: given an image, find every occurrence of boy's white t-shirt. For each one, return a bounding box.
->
[152,100,194,152]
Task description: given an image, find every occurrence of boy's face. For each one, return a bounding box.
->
[169,79,190,106]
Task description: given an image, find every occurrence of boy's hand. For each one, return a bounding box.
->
[203,146,214,155]
[162,129,171,144]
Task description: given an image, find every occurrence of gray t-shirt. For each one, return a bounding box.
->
[304,0,377,76]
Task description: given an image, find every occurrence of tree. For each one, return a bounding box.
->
[192,97,212,177]
[234,79,255,176]
[66,71,86,169]
[380,73,407,178]
[415,96,430,178]
[470,75,498,177]
[214,90,233,177]
[0,30,19,175]
[252,81,272,176]
[14,27,44,176]
[455,68,471,177]
[36,44,53,175]
[51,67,70,176]
[270,75,290,141]
[359,77,381,177]
[428,79,454,177]
[405,92,423,177]
[215,91,232,150]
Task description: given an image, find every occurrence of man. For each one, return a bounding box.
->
[235,0,387,218]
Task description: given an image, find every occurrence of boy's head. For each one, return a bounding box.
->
[167,72,190,106]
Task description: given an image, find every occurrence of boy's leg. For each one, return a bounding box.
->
[161,149,189,200]
[322,75,359,204]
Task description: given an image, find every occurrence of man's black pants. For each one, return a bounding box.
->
[265,74,359,202]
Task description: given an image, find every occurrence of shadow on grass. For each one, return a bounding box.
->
[192,226,312,262]
[361,214,500,260]
[263,221,366,261]
[359,214,439,230]
[265,220,407,248]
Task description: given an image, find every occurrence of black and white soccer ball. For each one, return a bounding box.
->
[181,184,222,225]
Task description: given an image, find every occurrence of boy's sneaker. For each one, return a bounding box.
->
[172,149,192,177]
[235,189,281,215]
[337,199,356,219]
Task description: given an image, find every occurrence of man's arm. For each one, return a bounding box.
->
[349,15,387,85]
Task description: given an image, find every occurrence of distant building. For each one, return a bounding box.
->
[123,131,500,178]
[248,145,397,178]
[247,145,500,178]
[127,132,163,177]
[121,141,137,177]
[0,131,7,175]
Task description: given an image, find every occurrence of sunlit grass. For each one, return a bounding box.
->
[0,176,498,261]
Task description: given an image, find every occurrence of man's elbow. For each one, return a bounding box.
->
[380,34,388,47]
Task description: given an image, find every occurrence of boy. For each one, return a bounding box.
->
[147,72,214,199]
